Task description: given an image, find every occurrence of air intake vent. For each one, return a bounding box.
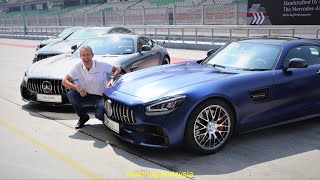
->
[249,88,269,101]
[34,54,57,62]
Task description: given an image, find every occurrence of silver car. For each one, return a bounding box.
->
[33,26,132,63]
[36,27,82,50]
[21,33,170,104]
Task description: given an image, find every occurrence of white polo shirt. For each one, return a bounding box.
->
[68,60,113,96]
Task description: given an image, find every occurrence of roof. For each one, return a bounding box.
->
[237,36,319,46]
[93,33,139,39]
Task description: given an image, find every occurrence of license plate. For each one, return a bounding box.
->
[104,115,119,133]
[36,94,62,103]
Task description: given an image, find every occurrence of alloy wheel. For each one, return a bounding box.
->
[193,105,231,150]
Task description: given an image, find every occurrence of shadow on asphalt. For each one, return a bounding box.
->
[89,118,319,175]
[21,103,95,120]
[69,125,108,149]
[21,103,320,175]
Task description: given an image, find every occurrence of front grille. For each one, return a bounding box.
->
[106,98,136,123]
[26,78,68,95]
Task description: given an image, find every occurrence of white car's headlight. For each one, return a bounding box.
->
[23,69,28,81]
[145,95,186,116]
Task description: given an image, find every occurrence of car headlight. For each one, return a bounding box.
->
[145,95,186,116]
[34,54,38,59]
[23,69,28,81]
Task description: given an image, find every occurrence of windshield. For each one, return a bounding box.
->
[66,28,109,40]
[75,36,134,55]
[57,27,79,39]
[204,42,281,70]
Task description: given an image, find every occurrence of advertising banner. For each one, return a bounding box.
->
[247,0,320,25]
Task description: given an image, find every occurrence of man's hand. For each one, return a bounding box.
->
[105,66,120,88]
[106,79,114,88]
[75,85,87,97]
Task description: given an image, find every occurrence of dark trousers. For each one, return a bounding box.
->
[67,90,105,121]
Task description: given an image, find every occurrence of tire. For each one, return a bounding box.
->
[161,56,170,65]
[184,99,235,154]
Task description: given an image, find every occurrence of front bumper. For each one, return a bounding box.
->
[20,80,69,104]
[104,114,170,148]
[102,91,191,148]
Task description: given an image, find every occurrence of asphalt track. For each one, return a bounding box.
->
[0,38,319,180]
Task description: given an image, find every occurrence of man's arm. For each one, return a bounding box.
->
[62,75,87,97]
[62,75,77,90]
[106,66,121,88]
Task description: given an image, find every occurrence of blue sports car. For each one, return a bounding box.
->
[102,36,320,154]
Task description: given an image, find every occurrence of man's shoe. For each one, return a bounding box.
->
[75,117,89,129]
[75,120,85,129]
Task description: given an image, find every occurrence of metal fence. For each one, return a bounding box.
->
[1,25,320,42]
[0,26,63,38]
[0,2,248,27]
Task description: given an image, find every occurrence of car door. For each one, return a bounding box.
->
[272,45,320,121]
[129,37,161,72]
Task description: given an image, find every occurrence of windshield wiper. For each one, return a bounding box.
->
[238,68,269,71]
[210,64,225,68]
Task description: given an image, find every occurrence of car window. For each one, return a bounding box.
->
[75,37,134,55]
[138,37,152,51]
[110,28,119,33]
[57,27,79,39]
[118,28,131,33]
[110,28,131,34]
[283,46,320,66]
[66,29,107,40]
[205,42,281,70]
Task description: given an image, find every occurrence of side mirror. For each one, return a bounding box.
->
[71,45,77,51]
[141,45,152,52]
[282,58,308,71]
[207,49,216,57]
[36,44,41,50]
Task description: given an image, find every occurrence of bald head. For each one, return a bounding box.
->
[80,45,93,54]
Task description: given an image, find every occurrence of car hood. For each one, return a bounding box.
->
[39,37,63,45]
[27,54,121,79]
[113,62,238,99]
[36,39,84,54]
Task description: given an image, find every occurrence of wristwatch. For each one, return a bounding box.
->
[110,75,114,79]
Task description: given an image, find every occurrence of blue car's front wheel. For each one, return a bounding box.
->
[184,99,235,154]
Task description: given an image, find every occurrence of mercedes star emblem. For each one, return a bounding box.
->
[105,99,113,116]
[42,81,52,94]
